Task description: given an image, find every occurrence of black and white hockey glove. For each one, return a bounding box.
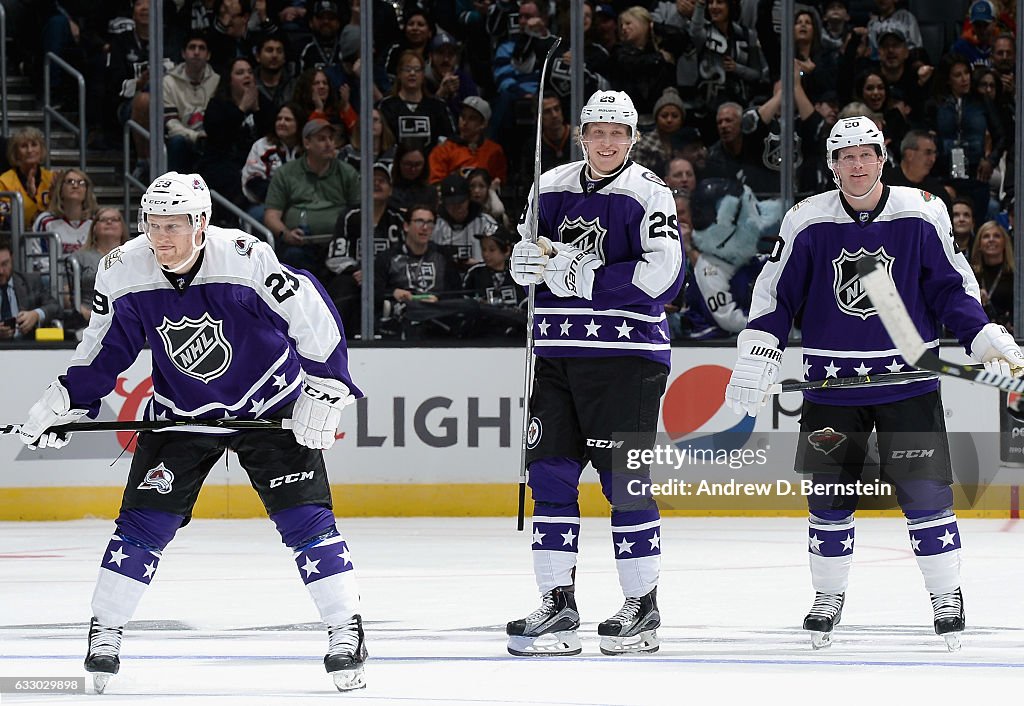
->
[971,323,1024,377]
[725,330,782,417]
[291,374,356,450]
[511,236,553,286]
[543,244,601,300]
[20,380,87,449]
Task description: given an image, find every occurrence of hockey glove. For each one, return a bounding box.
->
[510,236,553,286]
[20,380,87,449]
[725,330,783,417]
[291,374,356,450]
[543,245,602,300]
[970,323,1024,377]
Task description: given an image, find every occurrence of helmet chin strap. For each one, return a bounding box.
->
[832,164,883,202]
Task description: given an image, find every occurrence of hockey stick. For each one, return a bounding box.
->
[768,369,936,394]
[0,418,292,437]
[519,36,562,531]
[857,256,1024,404]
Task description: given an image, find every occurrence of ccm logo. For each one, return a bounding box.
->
[587,438,624,448]
[891,449,935,459]
[269,471,315,488]
[303,383,343,404]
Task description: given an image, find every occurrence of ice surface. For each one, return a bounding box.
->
[2,517,1023,704]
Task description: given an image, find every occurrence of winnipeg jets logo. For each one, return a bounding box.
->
[557,216,607,261]
[526,417,543,449]
[157,312,233,382]
[808,427,847,455]
[138,463,175,494]
[832,247,895,319]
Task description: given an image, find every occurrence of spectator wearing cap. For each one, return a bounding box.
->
[163,30,220,174]
[377,51,455,151]
[463,226,527,337]
[425,31,481,124]
[197,56,275,212]
[326,162,405,331]
[382,8,435,86]
[867,27,932,126]
[590,1,619,52]
[866,0,923,64]
[882,129,953,210]
[254,34,295,113]
[539,92,573,172]
[299,1,347,73]
[427,97,508,184]
[951,0,1001,69]
[242,101,306,221]
[433,173,499,270]
[264,118,360,276]
[633,87,688,177]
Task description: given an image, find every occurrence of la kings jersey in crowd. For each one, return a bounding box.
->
[519,160,685,367]
[62,227,362,425]
[746,185,989,406]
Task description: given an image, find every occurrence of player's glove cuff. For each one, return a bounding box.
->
[971,323,1024,377]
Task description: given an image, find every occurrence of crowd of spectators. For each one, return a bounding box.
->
[0,0,1018,340]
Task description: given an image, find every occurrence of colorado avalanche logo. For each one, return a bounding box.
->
[832,246,895,319]
[808,427,847,455]
[192,178,205,191]
[234,236,255,257]
[138,463,175,494]
[557,216,607,260]
[157,312,233,382]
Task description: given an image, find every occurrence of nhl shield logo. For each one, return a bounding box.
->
[138,463,175,494]
[832,247,895,319]
[557,216,607,260]
[157,312,233,382]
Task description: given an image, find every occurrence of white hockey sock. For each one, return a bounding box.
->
[91,535,162,627]
[612,519,661,598]
[808,517,855,593]
[532,515,579,592]
[908,515,962,594]
[295,534,361,626]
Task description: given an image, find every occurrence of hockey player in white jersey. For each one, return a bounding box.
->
[507,91,684,656]
[725,118,1024,650]
[18,173,368,692]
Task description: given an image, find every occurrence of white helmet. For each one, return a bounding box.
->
[139,172,212,272]
[580,90,638,136]
[825,116,885,170]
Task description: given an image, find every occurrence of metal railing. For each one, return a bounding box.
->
[43,52,86,172]
[122,121,273,247]
[18,231,61,304]
[0,4,8,137]
[1,191,25,267]
[69,256,82,316]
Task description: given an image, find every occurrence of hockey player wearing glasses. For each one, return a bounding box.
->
[18,172,368,692]
[726,117,1024,651]
[508,91,684,656]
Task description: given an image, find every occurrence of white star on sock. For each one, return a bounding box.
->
[808,534,823,553]
[648,532,661,550]
[840,533,854,551]
[561,528,577,546]
[143,561,157,579]
[107,546,129,567]
[938,529,957,547]
[615,537,634,555]
[301,556,321,577]
[909,534,921,552]
[532,528,545,545]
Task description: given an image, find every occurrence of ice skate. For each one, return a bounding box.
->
[325,614,368,691]
[597,587,660,655]
[506,586,582,656]
[84,617,123,694]
[803,592,844,649]
[931,588,965,652]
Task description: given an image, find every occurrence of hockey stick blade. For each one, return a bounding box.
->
[856,256,1024,399]
[0,418,293,437]
[769,369,935,394]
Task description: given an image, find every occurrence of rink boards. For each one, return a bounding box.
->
[1,346,1022,520]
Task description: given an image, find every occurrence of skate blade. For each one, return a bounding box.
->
[809,631,833,650]
[599,629,660,655]
[507,630,582,656]
[942,633,963,652]
[92,673,114,694]
[331,665,366,691]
